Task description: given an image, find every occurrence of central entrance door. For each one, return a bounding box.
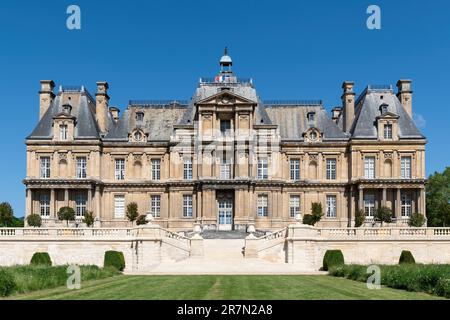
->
[217,192,233,231]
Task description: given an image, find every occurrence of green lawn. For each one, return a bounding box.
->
[8,275,443,300]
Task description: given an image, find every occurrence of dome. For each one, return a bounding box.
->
[220,54,232,64]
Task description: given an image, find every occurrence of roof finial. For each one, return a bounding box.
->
[224,46,228,55]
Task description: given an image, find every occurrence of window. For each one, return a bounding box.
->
[183,158,193,180]
[40,156,51,179]
[307,112,315,124]
[290,159,300,181]
[220,159,231,179]
[326,195,337,218]
[364,156,375,179]
[401,156,411,179]
[151,195,161,218]
[151,159,161,180]
[39,194,50,218]
[115,159,125,180]
[384,123,392,139]
[75,193,87,218]
[401,193,412,217]
[183,195,193,218]
[289,195,300,218]
[309,131,318,141]
[134,131,143,141]
[136,112,144,122]
[76,157,87,179]
[364,194,375,217]
[220,120,231,133]
[326,159,337,180]
[114,195,125,218]
[257,194,268,217]
[59,124,68,141]
[257,158,268,179]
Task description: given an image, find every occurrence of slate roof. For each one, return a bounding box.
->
[351,88,424,139]
[27,91,100,140]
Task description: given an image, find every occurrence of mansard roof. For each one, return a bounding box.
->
[27,90,101,140]
[351,87,424,139]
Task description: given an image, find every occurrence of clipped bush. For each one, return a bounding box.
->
[26,214,42,227]
[435,278,450,299]
[30,252,52,266]
[83,211,95,227]
[408,213,426,227]
[57,206,75,226]
[104,251,125,271]
[323,250,344,271]
[0,269,17,297]
[399,250,415,264]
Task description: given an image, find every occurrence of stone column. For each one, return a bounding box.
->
[382,188,387,207]
[348,187,353,227]
[420,188,426,215]
[64,188,69,206]
[94,186,101,217]
[88,188,93,212]
[396,188,401,219]
[50,188,55,219]
[358,187,363,210]
[26,188,33,215]
[412,189,416,213]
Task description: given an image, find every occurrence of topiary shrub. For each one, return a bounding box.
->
[408,213,426,227]
[104,251,125,271]
[57,206,75,226]
[0,269,17,297]
[323,250,344,271]
[26,214,42,227]
[83,211,95,227]
[30,252,52,266]
[399,250,415,264]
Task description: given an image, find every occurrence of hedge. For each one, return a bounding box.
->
[0,269,17,297]
[322,250,344,271]
[104,251,125,271]
[30,252,52,266]
[399,250,416,264]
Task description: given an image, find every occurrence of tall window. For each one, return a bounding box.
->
[401,156,412,179]
[59,124,68,141]
[290,159,300,181]
[364,194,375,217]
[151,195,161,218]
[75,193,87,218]
[384,124,392,139]
[289,195,300,218]
[257,158,268,179]
[76,157,87,179]
[326,159,337,180]
[220,159,231,179]
[364,156,375,179]
[401,193,412,217]
[151,159,161,180]
[257,194,268,217]
[326,195,337,218]
[183,195,193,218]
[220,120,231,133]
[40,156,51,179]
[115,159,125,180]
[39,194,50,218]
[183,158,193,180]
[114,195,125,218]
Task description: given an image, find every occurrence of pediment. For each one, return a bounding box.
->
[53,112,76,120]
[195,90,257,106]
[376,112,399,120]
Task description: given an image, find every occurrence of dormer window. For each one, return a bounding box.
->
[307,112,315,124]
[59,124,68,141]
[130,129,147,142]
[136,112,144,122]
[380,104,388,115]
[384,123,393,139]
[309,131,318,141]
[134,131,143,141]
[62,104,72,114]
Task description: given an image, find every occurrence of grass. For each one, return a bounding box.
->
[8,275,444,300]
[0,265,120,296]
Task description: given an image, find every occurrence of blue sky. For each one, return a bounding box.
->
[0,0,449,216]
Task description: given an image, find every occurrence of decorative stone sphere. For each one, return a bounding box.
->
[146,213,154,223]
[295,213,302,223]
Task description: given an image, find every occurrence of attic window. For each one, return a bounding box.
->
[62,104,72,114]
[136,112,144,122]
[307,112,315,124]
[380,104,388,115]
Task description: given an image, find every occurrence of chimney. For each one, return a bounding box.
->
[39,80,55,120]
[331,107,342,123]
[95,81,109,133]
[341,81,355,132]
[396,79,412,118]
[109,106,120,122]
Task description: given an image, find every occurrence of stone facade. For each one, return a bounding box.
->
[24,50,426,231]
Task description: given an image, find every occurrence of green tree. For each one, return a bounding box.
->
[0,202,14,227]
[354,209,366,227]
[26,214,42,227]
[83,211,95,227]
[57,206,75,227]
[302,202,323,226]
[426,167,450,226]
[374,206,392,226]
[408,213,426,227]
[126,202,139,225]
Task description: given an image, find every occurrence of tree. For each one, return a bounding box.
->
[408,213,426,227]
[136,215,148,226]
[83,211,95,227]
[302,202,323,226]
[0,202,14,227]
[426,167,450,227]
[26,214,42,227]
[354,209,366,227]
[57,206,75,227]
[126,202,139,225]
[374,206,392,226]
